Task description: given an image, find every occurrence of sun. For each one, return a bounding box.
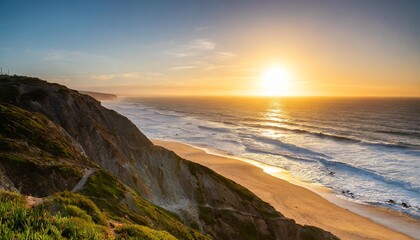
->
[260,66,292,96]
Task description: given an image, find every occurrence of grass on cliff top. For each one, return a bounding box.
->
[0,190,107,239]
[0,190,185,240]
[115,225,178,240]
[50,191,108,226]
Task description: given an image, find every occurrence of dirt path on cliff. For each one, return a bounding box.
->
[25,196,45,208]
[72,169,96,192]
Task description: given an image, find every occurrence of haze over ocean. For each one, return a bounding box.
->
[105,97,420,217]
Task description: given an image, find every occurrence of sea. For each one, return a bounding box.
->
[103,97,420,218]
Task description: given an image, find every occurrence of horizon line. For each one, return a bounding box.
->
[102,94,420,99]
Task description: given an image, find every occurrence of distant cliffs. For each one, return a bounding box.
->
[79,91,117,101]
[0,75,338,240]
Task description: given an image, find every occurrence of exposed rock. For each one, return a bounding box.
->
[401,202,410,208]
[341,190,355,199]
[0,167,18,192]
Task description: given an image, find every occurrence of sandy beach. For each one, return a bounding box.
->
[153,139,419,240]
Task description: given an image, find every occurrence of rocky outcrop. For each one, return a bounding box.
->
[0,76,338,239]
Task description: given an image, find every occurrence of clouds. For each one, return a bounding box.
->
[192,39,216,50]
[213,52,237,61]
[90,72,164,82]
[169,39,216,57]
[166,38,237,71]
[169,65,197,71]
[26,37,240,91]
[90,74,115,80]
[38,49,108,62]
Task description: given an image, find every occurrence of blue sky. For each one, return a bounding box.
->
[1,0,419,96]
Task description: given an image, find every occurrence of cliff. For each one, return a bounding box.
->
[0,75,338,240]
[0,102,208,239]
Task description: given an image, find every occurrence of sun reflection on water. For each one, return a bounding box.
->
[260,100,289,138]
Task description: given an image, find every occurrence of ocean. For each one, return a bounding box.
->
[103,97,420,218]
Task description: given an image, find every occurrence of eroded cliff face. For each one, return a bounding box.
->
[0,103,94,196]
[0,76,338,240]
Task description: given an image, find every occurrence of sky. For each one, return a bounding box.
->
[1,0,420,96]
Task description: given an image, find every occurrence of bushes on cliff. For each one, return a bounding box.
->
[0,190,107,239]
[50,191,108,226]
[115,224,177,240]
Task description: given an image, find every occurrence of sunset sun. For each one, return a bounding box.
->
[260,66,292,96]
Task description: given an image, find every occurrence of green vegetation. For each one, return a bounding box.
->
[115,225,177,240]
[0,103,92,162]
[0,191,107,239]
[0,190,189,239]
[51,192,107,226]
[0,103,97,196]
[0,153,82,197]
[0,185,207,239]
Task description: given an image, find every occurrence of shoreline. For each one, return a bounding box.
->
[189,142,420,238]
[153,139,419,240]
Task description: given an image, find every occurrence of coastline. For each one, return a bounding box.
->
[153,139,419,240]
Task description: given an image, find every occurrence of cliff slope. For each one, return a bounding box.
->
[0,102,208,239]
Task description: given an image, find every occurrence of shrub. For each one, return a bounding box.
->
[51,191,107,226]
[0,190,107,239]
[115,224,178,240]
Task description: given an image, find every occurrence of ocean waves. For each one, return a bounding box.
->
[241,134,419,193]
[104,97,420,217]
[198,125,231,133]
[245,122,420,152]
[241,134,332,160]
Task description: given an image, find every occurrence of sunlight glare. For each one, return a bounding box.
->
[260,66,292,96]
